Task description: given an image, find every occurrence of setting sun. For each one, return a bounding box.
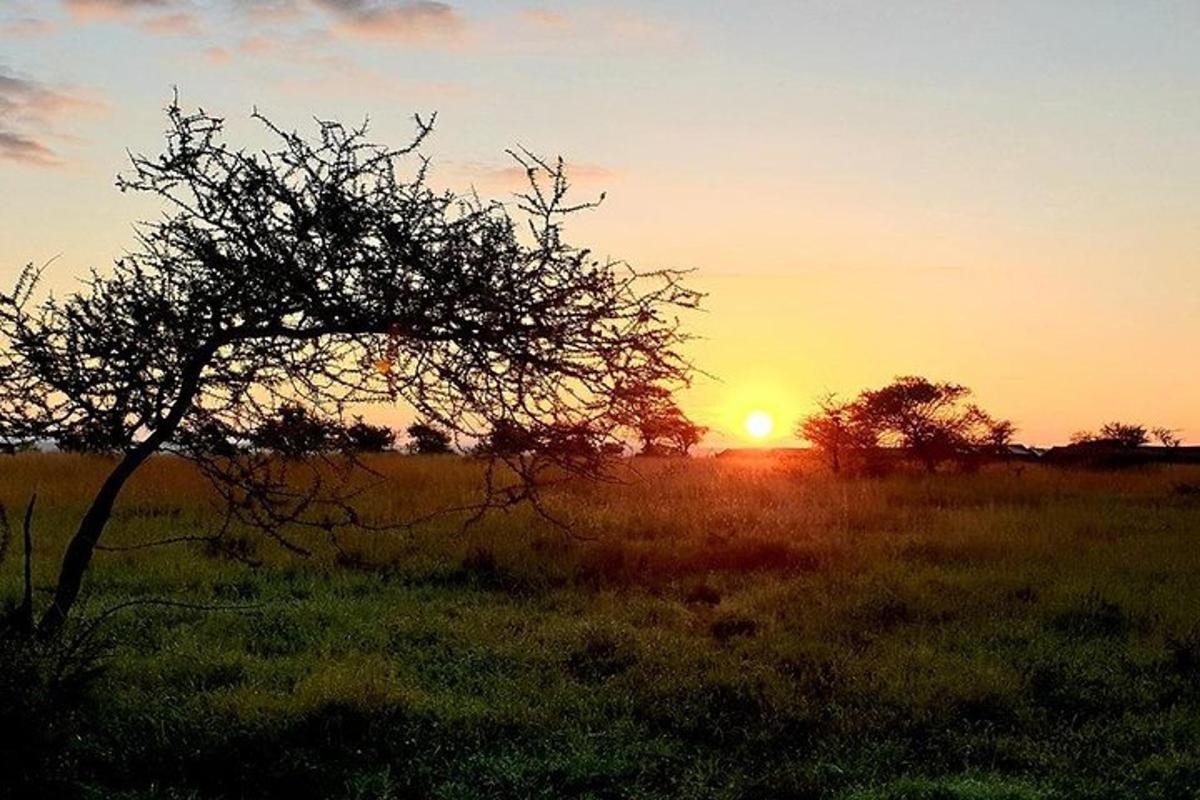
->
[745,411,774,440]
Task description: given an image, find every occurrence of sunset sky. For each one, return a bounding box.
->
[1,1,1197,446]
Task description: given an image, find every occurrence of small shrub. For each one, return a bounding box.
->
[684,583,722,606]
[454,546,523,592]
[710,615,758,642]
[1166,629,1200,678]
[203,531,261,565]
[0,623,105,798]
[852,593,914,633]
[1005,585,1038,604]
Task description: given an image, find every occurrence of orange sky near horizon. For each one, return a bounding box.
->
[1,2,1197,448]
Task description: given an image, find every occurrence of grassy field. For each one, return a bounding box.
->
[2,453,1200,799]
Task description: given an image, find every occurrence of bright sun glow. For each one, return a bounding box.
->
[745,411,774,440]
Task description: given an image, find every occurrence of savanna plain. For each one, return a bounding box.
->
[3,454,1200,800]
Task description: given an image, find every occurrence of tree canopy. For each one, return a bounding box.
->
[0,99,699,634]
[797,377,1014,474]
[405,422,453,455]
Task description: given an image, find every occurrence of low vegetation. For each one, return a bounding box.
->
[3,453,1199,799]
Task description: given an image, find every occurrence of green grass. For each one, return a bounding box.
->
[3,454,1200,799]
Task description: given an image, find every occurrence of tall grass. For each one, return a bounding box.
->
[2,454,1199,799]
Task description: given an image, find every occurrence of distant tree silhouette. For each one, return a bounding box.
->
[472,419,534,458]
[175,415,243,458]
[470,417,622,464]
[1152,427,1182,448]
[252,403,340,459]
[983,418,1017,449]
[0,98,698,635]
[1077,422,1188,449]
[795,380,1012,475]
[850,376,1013,473]
[1072,422,1151,448]
[1098,422,1149,448]
[796,394,870,473]
[621,384,705,456]
[405,422,452,455]
[342,417,396,453]
[648,409,707,456]
[53,419,124,455]
[245,406,395,455]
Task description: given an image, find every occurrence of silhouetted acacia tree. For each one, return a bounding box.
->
[53,419,125,455]
[647,409,707,456]
[342,418,396,453]
[472,419,533,457]
[240,404,396,455]
[796,394,871,474]
[405,422,452,455]
[851,376,1012,473]
[470,417,623,462]
[1099,422,1149,448]
[983,418,1017,450]
[251,402,341,458]
[620,383,706,456]
[1152,427,1182,448]
[175,415,244,458]
[0,99,698,635]
[1070,422,1151,448]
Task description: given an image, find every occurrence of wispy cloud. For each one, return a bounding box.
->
[139,11,203,35]
[63,0,179,20]
[57,0,469,48]
[519,8,568,31]
[202,28,336,70]
[312,1,465,43]
[0,17,58,36]
[0,129,60,167]
[0,69,101,167]
[229,0,302,22]
[61,0,205,37]
[203,46,233,65]
[514,6,679,49]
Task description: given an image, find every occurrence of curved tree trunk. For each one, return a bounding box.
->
[37,356,209,638]
[37,447,155,637]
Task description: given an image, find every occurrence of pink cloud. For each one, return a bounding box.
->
[231,0,303,23]
[0,129,62,167]
[238,35,277,54]
[520,8,569,31]
[0,70,102,168]
[204,46,233,65]
[0,72,99,120]
[0,17,58,36]
[140,11,203,35]
[511,6,679,50]
[63,0,178,20]
[314,1,465,43]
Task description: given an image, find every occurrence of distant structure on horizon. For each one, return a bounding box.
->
[716,442,1200,467]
